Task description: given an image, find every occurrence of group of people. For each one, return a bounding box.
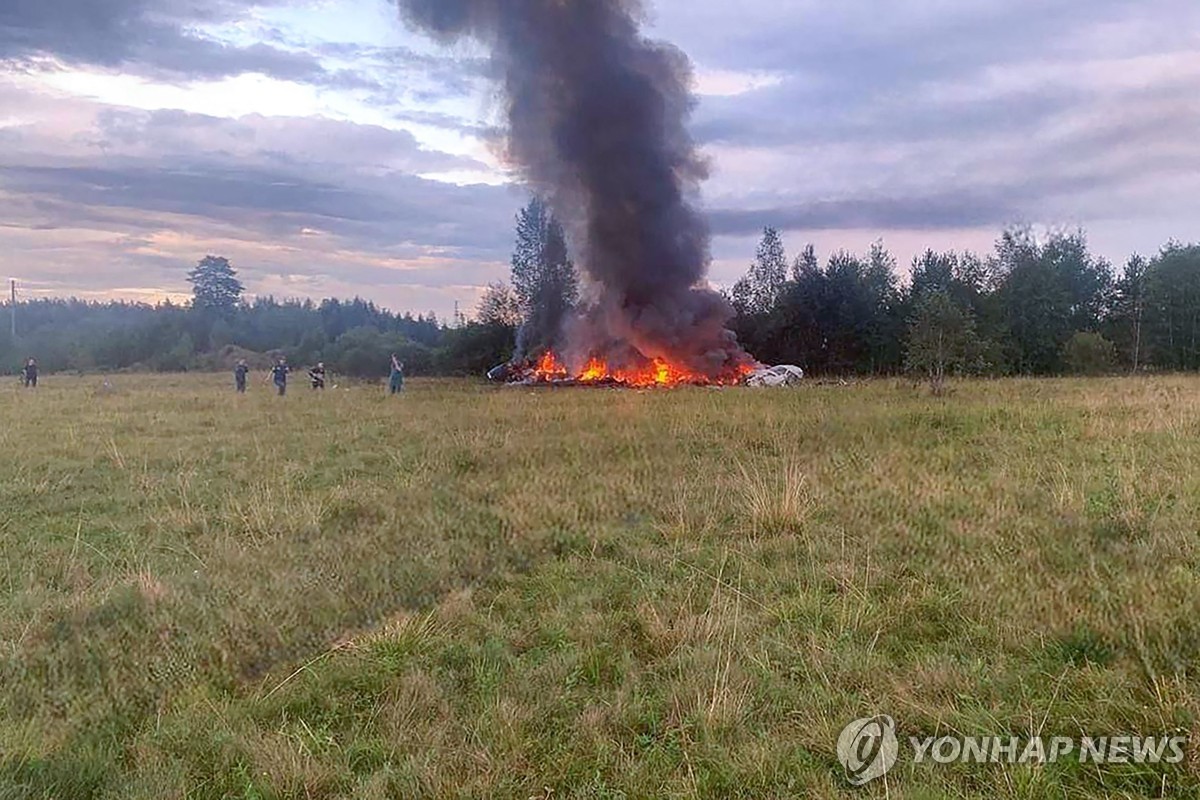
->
[233,357,325,395]
[234,355,405,396]
[12,355,406,395]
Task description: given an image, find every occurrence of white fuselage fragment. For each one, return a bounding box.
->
[745,364,805,387]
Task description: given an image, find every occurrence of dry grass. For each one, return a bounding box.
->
[1,373,1198,798]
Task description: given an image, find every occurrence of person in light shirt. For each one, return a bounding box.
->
[389,355,405,394]
[234,359,250,393]
[269,357,289,396]
[22,357,38,388]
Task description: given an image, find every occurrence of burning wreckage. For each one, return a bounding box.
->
[488,354,804,388]
[397,0,801,390]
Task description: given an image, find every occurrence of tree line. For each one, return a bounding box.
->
[0,255,513,379]
[727,226,1200,383]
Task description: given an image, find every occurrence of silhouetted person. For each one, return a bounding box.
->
[309,362,326,390]
[234,359,250,393]
[22,358,38,388]
[389,354,405,394]
[270,358,289,396]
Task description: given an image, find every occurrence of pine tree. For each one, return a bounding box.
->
[509,197,578,356]
[511,198,550,313]
[187,256,244,316]
[863,240,902,373]
[791,243,819,282]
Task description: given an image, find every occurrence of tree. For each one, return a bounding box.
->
[1141,242,1200,371]
[511,197,549,310]
[752,244,826,370]
[155,332,195,372]
[735,227,788,314]
[187,256,244,315]
[437,322,517,375]
[1063,332,1117,375]
[730,275,753,316]
[905,291,981,394]
[734,240,905,375]
[1042,230,1114,333]
[208,317,235,350]
[822,251,874,373]
[908,249,1004,372]
[323,326,433,378]
[863,240,904,372]
[791,243,819,283]
[910,249,957,299]
[1106,255,1149,371]
[476,282,523,327]
[510,198,578,357]
[991,228,1112,374]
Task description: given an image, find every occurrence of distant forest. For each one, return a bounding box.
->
[2,212,1198,379]
[0,290,513,379]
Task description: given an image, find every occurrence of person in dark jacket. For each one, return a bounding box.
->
[308,362,326,390]
[234,359,250,393]
[22,358,38,388]
[269,358,289,396]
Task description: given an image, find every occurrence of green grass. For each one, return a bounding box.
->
[1,373,1198,798]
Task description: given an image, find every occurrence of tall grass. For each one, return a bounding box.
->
[1,373,1198,798]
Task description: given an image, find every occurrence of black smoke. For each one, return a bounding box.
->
[395,0,755,377]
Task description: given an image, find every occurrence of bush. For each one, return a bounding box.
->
[1063,332,1117,375]
[322,327,434,379]
[435,323,516,376]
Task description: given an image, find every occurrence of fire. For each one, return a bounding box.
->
[535,351,569,379]
[528,351,752,387]
[580,357,607,382]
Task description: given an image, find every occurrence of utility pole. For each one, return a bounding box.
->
[9,279,14,341]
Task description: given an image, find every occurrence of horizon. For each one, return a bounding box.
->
[4,225,1190,323]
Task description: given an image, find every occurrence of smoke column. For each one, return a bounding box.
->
[396,0,754,377]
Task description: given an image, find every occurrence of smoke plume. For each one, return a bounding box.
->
[395,0,754,377]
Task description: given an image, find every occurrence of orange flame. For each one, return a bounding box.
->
[535,351,569,379]
[529,351,752,387]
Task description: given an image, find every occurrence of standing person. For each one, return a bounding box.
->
[308,362,326,390]
[269,357,289,396]
[22,358,38,388]
[234,359,250,393]
[388,354,405,395]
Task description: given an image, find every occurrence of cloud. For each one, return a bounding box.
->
[89,108,482,174]
[672,0,1200,248]
[708,193,1015,237]
[0,94,513,244]
[0,0,335,82]
[0,83,522,312]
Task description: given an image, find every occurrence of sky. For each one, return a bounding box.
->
[1,0,1198,319]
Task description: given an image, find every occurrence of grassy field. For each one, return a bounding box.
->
[1,373,1198,799]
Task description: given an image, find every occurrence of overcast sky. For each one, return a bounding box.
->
[2,0,1197,318]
